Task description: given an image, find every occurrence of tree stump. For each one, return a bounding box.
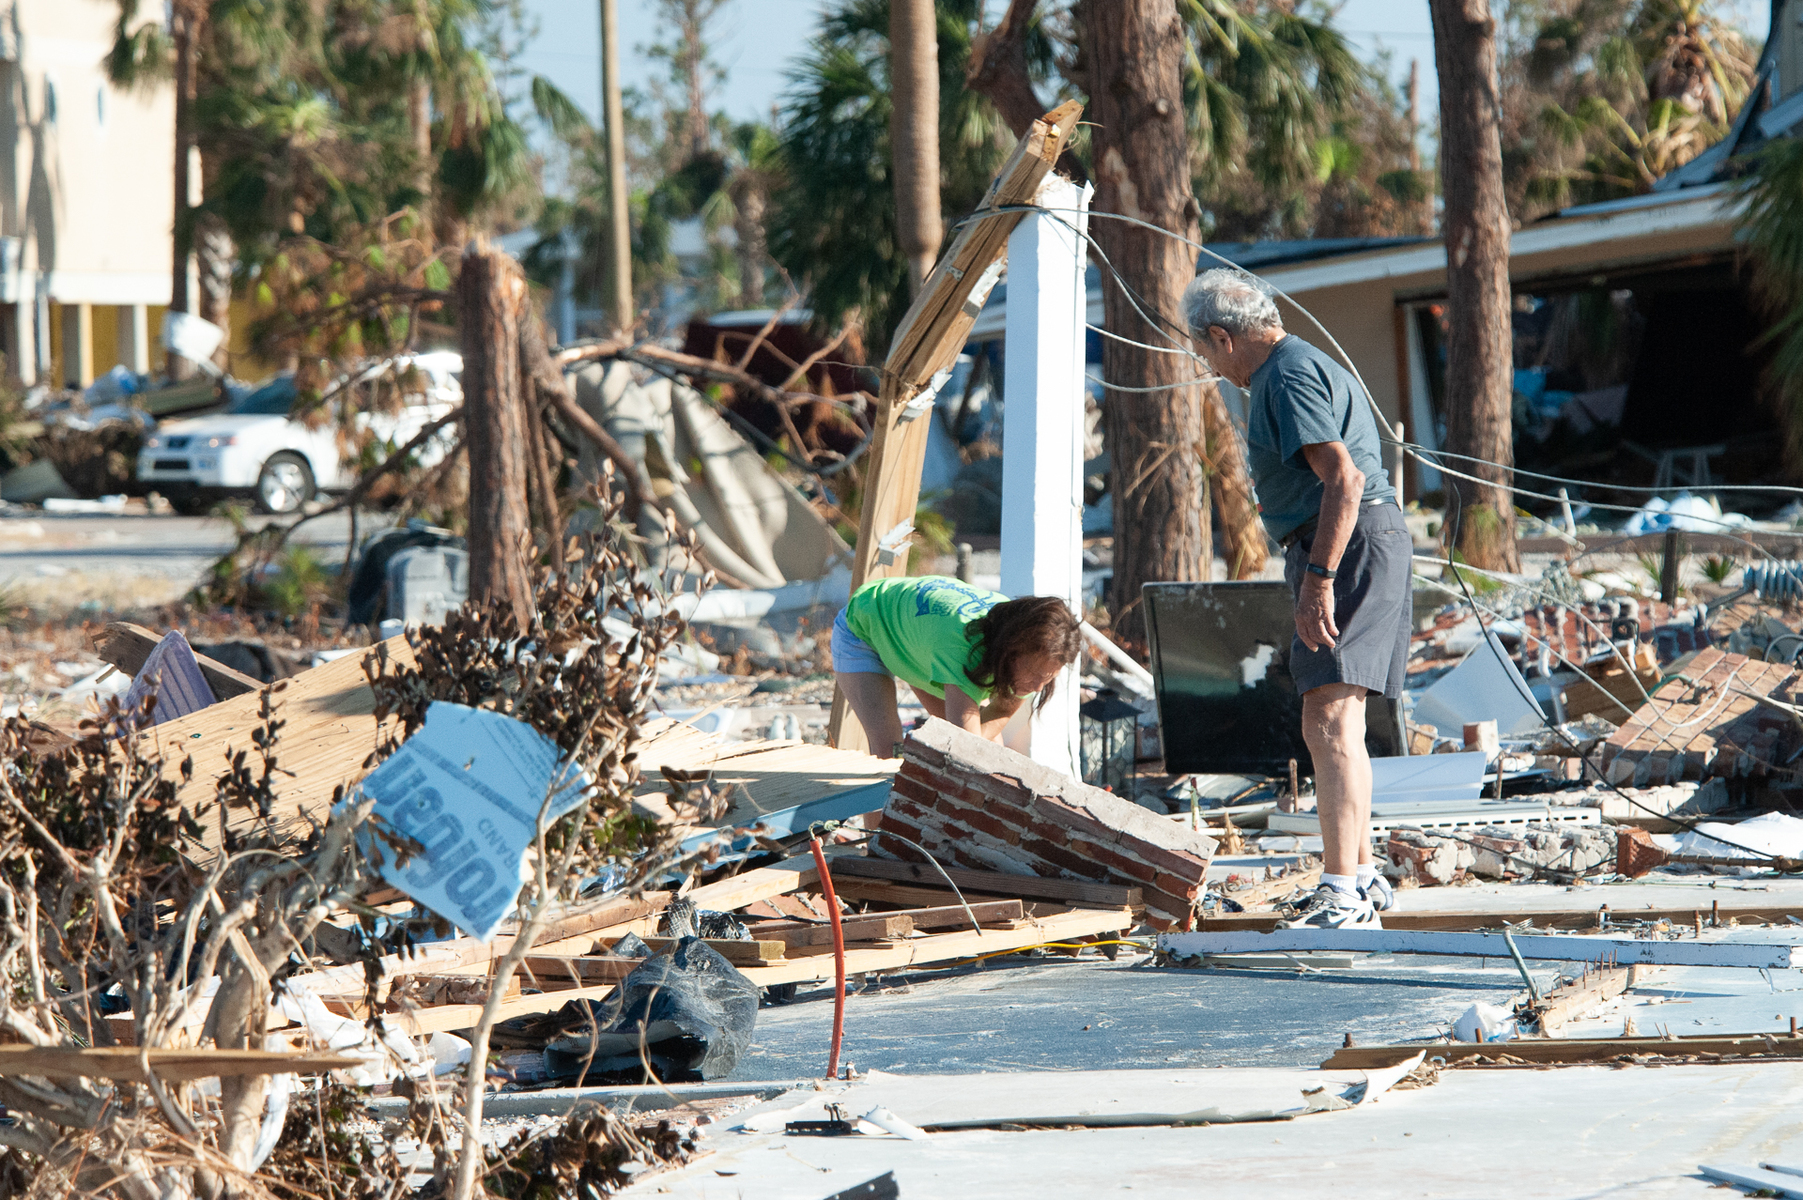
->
[458,240,535,626]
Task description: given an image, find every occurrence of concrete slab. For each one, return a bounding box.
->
[1162,927,1803,968]
[626,1061,1803,1199]
[727,955,1526,1081]
[1383,873,1803,915]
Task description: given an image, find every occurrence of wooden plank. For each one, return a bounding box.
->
[1201,905,1803,933]
[832,877,1024,909]
[521,955,644,985]
[733,904,1135,986]
[1528,965,1639,1035]
[872,900,1025,930]
[1322,1032,1803,1070]
[293,891,671,995]
[384,983,627,1037]
[0,1045,360,1082]
[746,914,915,947]
[684,854,821,912]
[383,907,1127,1033]
[1162,928,1803,969]
[830,100,1084,752]
[885,100,1084,389]
[142,636,416,854]
[98,621,266,700]
[624,937,787,965]
[830,855,1142,908]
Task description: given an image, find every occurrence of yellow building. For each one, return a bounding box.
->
[0,0,175,387]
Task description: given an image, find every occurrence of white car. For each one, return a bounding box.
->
[137,352,462,515]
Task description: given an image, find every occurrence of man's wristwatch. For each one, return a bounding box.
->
[1305,563,1337,581]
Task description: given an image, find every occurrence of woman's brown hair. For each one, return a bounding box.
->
[964,595,1083,709]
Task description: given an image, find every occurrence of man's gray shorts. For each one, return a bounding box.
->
[1283,502,1412,699]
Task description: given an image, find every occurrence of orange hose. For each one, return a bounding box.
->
[809,835,847,1080]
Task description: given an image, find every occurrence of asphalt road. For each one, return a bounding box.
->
[0,506,383,607]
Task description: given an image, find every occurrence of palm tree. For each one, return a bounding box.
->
[1735,139,1803,470]
[723,122,784,306]
[1517,0,1755,212]
[110,0,588,373]
[1180,0,1365,240]
[889,0,941,294]
[768,0,1014,345]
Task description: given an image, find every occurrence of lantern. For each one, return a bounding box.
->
[1080,689,1140,794]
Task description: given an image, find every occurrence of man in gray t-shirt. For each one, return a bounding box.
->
[1183,268,1412,931]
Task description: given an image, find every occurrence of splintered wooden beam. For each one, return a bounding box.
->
[1322,1032,1803,1070]
[1218,866,1322,911]
[830,99,1084,752]
[0,1046,361,1082]
[1528,965,1639,1035]
[830,877,1045,912]
[98,621,265,700]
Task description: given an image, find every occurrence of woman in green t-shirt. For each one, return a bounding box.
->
[831,575,1083,757]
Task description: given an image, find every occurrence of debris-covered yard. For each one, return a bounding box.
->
[15,2,1803,1195]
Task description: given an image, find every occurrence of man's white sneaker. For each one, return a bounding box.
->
[1277,884,1383,930]
[1361,873,1396,912]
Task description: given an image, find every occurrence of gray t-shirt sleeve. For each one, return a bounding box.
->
[1276,359,1346,469]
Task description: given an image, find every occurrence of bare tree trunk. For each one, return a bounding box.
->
[983,2,1262,589]
[967,0,1049,144]
[731,177,766,306]
[459,242,536,626]
[409,75,435,239]
[1078,0,1209,645]
[1200,380,1267,580]
[168,2,198,381]
[890,0,942,293]
[520,318,563,543]
[601,0,634,335]
[195,195,233,371]
[1429,0,1520,572]
[674,1,713,161]
[967,0,1088,183]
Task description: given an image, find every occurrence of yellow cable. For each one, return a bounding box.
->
[951,939,1150,966]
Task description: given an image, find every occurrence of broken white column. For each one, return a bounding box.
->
[999,173,1092,778]
[11,269,33,385]
[118,303,150,373]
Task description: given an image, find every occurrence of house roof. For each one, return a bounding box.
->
[1202,237,1431,271]
[1250,184,1736,295]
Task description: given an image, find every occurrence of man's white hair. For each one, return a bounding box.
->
[1183,268,1283,337]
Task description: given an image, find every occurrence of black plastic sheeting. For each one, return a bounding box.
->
[542,934,759,1084]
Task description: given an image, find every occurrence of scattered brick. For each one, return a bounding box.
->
[869,718,1215,930]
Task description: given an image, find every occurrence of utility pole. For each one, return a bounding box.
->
[1406,58,1432,235]
[600,0,633,336]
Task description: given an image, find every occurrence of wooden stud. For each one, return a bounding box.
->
[830,100,1084,752]
[97,622,266,700]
